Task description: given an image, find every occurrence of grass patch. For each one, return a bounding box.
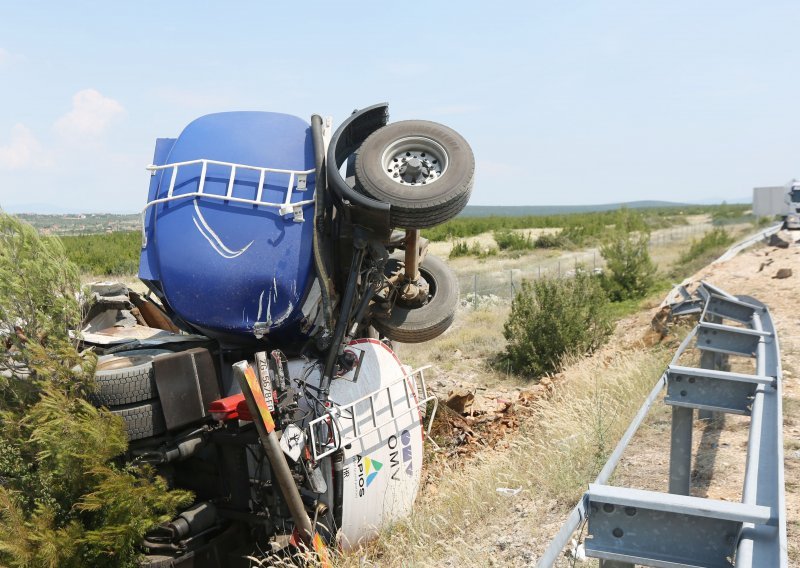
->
[667,227,737,279]
[602,278,673,320]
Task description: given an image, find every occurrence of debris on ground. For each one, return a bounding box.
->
[445,388,475,414]
[774,268,793,279]
[768,233,790,248]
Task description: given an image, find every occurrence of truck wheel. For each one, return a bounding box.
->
[354,121,474,229]
[374,254,458,343]
[91,349,171,406]
[111,400,167,441]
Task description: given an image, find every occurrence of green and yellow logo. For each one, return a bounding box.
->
[356,454,383,496]
[364,457,382,487]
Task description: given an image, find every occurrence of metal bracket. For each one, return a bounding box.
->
[695,322,770,358]
[585,484,772,568]
[279,204,305,222]
[296,173,307,191]
[665,365,773,415]
[704,294,762,325]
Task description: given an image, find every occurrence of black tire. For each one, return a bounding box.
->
[91,349,171,406]
[354,120,474,229]
[374,254,459,343]
[111,400,166,441]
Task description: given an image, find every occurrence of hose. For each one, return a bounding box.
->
[310,115,335,333]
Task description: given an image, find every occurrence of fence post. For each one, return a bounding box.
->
[509,269,514,298]
[558,260,561,278]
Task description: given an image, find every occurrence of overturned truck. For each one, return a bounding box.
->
[83,104,474,566]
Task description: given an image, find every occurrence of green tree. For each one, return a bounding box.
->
[0,212,192,568]
[503,272,613,378]
[600,230,656,301]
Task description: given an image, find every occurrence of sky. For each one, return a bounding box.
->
[1,1,799,213]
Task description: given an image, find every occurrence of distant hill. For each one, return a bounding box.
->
[459,201,700,218]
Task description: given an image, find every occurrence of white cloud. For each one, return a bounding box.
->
[0,124,43,170]
[54,89,125,139]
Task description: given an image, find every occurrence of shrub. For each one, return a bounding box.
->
[59,231,140,276]
[0,213,191,568]
[449,240,497,259]
[678,228,734,264]
[600,232,657,301]
[449,240,470,259]
[533,233,565,249]
[711,202,751,226]
[503,272,613,378]
[493,230,534,251]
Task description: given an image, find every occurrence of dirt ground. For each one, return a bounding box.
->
[384,229,799,567]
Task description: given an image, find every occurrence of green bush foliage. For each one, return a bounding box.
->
[449,240,470,258]
[503,272,613,378]
[0,213,191,568]
[422,205,735,243]
[710,202,752,226]
[600,231,657,302]
[493,230,535,251]
[449,240,497,259]
[678,227,735,264]
[532,233,566,248]
[59,231,140,276]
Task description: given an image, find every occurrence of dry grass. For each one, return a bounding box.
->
[336,342,673,567]
[394,306,521,389]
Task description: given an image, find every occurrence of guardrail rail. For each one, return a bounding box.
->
[538,281,787,568]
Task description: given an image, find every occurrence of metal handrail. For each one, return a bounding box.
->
[307,366,438,461]
[141,158,316,246]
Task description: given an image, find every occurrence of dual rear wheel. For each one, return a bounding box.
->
[354,120,473,343]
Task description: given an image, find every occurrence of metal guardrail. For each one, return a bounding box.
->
[713,223,783,264]
[538,281,786,567]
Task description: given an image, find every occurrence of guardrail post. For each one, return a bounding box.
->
[699,314,724,422]
[698,328,716,421]
[669,405,693,495]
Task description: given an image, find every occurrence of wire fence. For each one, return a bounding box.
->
[458,222,714,308]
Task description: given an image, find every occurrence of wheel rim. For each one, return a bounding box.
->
[380,137,449,186]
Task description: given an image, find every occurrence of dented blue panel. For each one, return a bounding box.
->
[139,112,316,342]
